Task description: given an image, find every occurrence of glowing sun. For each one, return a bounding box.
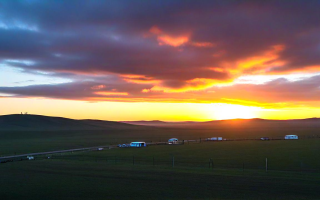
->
[210,103,262,120]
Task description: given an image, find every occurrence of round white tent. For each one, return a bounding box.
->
[168,138,178,144]
[284,135,298,140]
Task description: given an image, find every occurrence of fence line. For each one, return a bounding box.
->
[42,155,320,173]
[2,136,320,173]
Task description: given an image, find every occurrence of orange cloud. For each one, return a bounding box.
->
[95,91,128,96]
[91,85,106,90]
[157,35,189,47]
[149,26,162,34]
[238,45,284,70]
[243,45,285,70]
[121,74,160,84]
[220,44,286,76]
[191,42,215,48]
[149,26,215,48]
[220,98,287,108]
[147,78,232,93]
[149,26,189,47]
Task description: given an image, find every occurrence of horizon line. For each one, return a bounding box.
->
[1,113,319,123]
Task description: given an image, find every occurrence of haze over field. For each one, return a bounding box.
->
[1,1,320,121]
[2,114,320,139]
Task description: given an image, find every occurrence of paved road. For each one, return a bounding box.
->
[1,139,273,162]
[0,145,114,161]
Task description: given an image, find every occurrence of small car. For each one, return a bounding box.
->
[27,156,34,160]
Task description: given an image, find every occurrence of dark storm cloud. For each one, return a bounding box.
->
[1,0,320,102]
[0,77,153,100]
[2,74,320,106]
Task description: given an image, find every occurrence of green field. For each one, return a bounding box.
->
[1,139,315,200]
[57,139,320,172]
[1,123,320,199]
[1,159,320,200]
[1,122,319,156]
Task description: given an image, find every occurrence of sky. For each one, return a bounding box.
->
[1,0,320,121]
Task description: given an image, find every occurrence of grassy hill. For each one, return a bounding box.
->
[124,118,320,128]
[0,114,141,131]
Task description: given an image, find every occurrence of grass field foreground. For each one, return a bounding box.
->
[1,159,320,200]
[58,140,320,172]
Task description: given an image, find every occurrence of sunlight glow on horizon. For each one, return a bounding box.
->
[209,103,263,120]
[1,98,320,122]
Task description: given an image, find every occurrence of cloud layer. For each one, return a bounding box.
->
[1,0,320,106]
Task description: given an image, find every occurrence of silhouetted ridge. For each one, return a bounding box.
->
[0,114,142,130]
[123,117,320,127]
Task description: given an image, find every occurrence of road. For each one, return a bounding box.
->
[0,145,115,162]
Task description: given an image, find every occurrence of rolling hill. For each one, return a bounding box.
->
[123,118,320,128]
[0,114,143,131]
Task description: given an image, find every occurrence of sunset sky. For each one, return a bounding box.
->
[1,0,320,121]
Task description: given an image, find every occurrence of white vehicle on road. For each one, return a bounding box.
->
[27,156,34,160]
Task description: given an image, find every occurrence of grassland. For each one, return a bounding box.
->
[57,139,320,172]
[1,122,320,156]
[1,116,320,199]
[1,134,320,199]
[1,159,320,200]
